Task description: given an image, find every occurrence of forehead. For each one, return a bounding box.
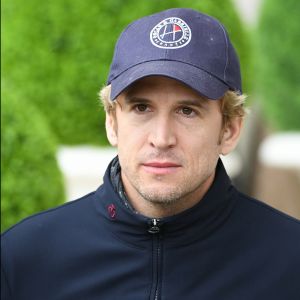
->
[120,76,209,102]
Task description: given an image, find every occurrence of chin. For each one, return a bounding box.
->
[138,184,184,202]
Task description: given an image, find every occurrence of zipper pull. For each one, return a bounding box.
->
[148,218,160,234]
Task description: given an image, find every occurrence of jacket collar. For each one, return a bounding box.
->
[94,157,237,247]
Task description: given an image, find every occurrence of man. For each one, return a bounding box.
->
[1,8,300,300]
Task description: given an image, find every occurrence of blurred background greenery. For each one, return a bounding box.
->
[1,0,299,231]
[256,0,300,130]
[1,87,64,229]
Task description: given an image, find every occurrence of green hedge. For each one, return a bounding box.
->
[1,86,65,232]
[256,0,300,130]
[2,0,251,145]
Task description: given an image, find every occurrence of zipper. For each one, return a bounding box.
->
[148,218,160,234]
[148,218,161,300]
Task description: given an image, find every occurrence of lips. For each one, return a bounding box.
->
[144,162,180,168]
[142,161,181,175]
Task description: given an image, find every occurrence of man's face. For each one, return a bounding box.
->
[106,76,240,215]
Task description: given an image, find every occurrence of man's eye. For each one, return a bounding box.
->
[134,104,149,112]
[180,107,195,116]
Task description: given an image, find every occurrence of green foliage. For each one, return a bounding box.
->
[1,86,65,232]
[2,0,251,145]
[256,0,300,130]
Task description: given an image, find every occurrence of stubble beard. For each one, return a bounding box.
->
[120,148,220,213]
[124,166,213,209]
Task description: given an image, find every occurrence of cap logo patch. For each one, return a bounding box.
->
[150,17,192,49]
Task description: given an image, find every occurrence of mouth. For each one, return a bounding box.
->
[141,161,182,175]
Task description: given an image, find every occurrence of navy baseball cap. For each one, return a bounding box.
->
[107,8,242,100]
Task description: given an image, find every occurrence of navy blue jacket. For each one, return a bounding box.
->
[1,160,300,299]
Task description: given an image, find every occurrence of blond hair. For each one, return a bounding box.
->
[99,84,247,125]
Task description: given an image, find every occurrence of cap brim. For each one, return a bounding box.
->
[110,60,229,100]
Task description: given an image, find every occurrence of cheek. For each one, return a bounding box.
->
[116,120,147,154]
[182,129,222,163]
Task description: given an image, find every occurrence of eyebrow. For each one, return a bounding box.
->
[176,98,209,110]
[124,96,152,104]
[124,95,209,109]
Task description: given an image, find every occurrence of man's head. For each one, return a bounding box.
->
[100,8,246,217]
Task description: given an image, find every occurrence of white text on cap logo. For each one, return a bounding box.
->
[150,17,192,49]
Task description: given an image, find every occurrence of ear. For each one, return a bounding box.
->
[105,112,118,147]
[220,117,243,155]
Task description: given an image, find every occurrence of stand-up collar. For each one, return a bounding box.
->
[94,158,237,247]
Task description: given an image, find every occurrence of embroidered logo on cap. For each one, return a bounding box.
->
[150,17,192,49]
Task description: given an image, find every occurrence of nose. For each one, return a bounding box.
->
[148,116,177,150]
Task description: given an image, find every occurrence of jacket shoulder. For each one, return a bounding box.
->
[1,191,97,243]
[238,191,300,225]
[234,191,300,244]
